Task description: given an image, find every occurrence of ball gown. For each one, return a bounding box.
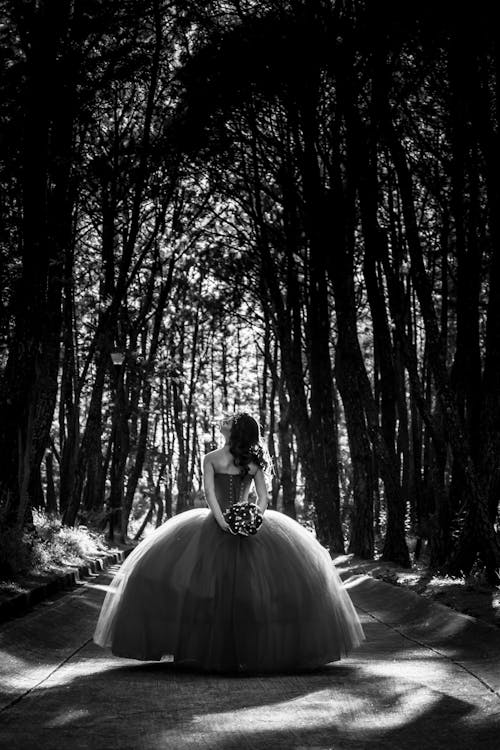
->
[93,472,364,672]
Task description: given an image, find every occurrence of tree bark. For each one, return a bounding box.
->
[0,1,77,535]
[380,67,500,579]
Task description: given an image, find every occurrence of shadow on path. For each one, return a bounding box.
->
[1,568,500,748]
[1,636,498,749]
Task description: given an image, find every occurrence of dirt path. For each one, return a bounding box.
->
[0,563,499,749]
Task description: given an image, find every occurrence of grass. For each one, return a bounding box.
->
[0,509,123,604]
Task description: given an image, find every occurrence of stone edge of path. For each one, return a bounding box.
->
[0,547,135,624]
[333,553,500,635]
[336,555,500,696]
[334,554,497,635]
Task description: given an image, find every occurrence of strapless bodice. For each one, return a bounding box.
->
[213,472,253,511]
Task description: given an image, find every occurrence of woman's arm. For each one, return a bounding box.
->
[203,455,234,533]
[253,468,269,513]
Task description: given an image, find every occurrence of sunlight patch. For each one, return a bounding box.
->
[41,659,114,688]
[342,574,372,589]
[46,708,91,727]
[82,581,115,594]
[153,685,439,741]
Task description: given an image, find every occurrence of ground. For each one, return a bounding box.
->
[333,553,500,630]
[0,557,499,749]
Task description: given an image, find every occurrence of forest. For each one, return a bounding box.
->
[0,0,499,583]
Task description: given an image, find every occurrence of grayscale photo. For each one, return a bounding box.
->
[0,1,499,748]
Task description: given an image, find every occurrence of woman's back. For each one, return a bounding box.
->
[213,471,253,511]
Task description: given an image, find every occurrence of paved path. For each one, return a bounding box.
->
[0,558,499,749]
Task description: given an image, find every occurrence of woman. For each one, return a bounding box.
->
[94,411,364,672]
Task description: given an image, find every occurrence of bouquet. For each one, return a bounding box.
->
[223,502,263,536]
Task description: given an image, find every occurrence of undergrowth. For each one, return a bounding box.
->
[0,509,113,583]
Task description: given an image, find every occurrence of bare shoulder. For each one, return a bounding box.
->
[203,448,220,466]
[206,447,224,458]
[203,448,223,468]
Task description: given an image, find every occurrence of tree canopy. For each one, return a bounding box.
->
[1,0,499,581]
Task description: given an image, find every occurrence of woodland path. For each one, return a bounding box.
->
[0,559,499,749]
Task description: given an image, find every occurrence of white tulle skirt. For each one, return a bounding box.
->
[94,508,364,672]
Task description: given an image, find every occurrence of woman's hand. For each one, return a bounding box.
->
[217,518,236,534]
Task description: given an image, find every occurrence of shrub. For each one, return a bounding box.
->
[0,509,112,582]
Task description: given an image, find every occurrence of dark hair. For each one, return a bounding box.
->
[229,412,269,476]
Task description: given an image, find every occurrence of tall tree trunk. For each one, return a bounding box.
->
[120,263,174,539]
[45,452,58,514]
[0,2,77,538]
[108,363,129,540]
[380,67,500,579]
[475,43,500,526]
[266,351,280,511]
[282,99,344,550]
[63,347,108,525]
[277,385,296,519]
[306,261,344,551]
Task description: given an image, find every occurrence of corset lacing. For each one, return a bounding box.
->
[228,474,245,506]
